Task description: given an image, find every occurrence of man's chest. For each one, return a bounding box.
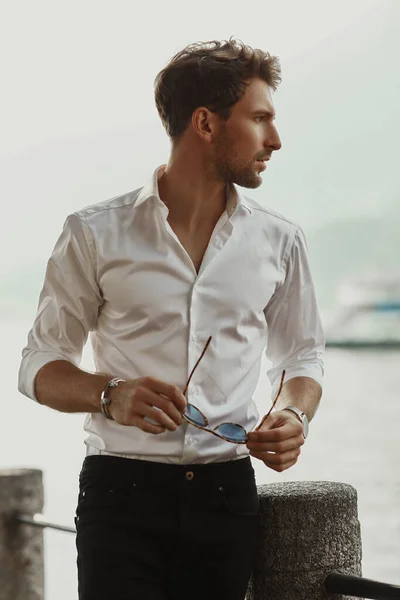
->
[170,227,213,274]
[95,225,283,324]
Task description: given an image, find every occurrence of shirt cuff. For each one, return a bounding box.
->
[18,350,74,402]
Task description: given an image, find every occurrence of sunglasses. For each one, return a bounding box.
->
[182,336,285,444]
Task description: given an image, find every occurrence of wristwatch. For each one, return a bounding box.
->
[283,405,309,439]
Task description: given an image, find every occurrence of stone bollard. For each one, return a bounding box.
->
[248,481,362,600]
[0,469,44,600]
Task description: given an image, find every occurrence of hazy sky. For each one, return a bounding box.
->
[1,0,388,156]
[1,0,398,276]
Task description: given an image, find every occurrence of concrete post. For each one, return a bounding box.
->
[0,469,44,600]
[248,481,362,600]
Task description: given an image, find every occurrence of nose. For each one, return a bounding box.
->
[265,123,282,152]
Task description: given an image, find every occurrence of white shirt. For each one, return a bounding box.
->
[18,165,325,464]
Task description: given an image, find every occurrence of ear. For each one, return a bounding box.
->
[191,107,219,143]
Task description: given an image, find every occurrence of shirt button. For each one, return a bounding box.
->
[190,386,198,396]
[214,239,223,249]
[187,436,194,446]
[191,334,197,342]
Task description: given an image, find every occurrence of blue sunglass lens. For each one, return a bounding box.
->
[184,404,207,427]
[215,423,247,442]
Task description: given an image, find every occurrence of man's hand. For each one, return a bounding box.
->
[108,377,187,434]
[246,410,304,472]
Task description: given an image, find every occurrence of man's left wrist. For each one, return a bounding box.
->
[282,405,309,439]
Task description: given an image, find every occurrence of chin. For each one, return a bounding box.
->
[233,172,263,189]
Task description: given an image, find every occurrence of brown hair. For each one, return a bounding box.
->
[154,38,282,142]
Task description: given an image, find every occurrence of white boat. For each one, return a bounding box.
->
[325,274,400,348]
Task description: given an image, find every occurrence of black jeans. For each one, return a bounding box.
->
[75,455,261,600]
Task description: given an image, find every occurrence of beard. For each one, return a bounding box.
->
[212,128,263,189]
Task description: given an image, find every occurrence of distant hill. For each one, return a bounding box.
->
[308,204,400,310]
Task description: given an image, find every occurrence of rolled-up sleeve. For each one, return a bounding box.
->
[264,225,325,398]
[18,213,103,401]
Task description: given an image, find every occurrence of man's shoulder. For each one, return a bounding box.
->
[242,194,299,231]
[74,187,144,220]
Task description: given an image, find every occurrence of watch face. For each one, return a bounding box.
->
[302,415,309,439]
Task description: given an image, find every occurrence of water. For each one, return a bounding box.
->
[2,321,399,598]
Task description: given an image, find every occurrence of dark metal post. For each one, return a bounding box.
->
[0,469,44,600]
[325,572,400,599]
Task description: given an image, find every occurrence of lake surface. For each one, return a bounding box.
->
[1,321,399,599]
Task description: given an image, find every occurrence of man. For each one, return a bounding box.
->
[18,38,324,600]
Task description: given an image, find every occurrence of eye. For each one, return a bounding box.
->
[254,116,265,123]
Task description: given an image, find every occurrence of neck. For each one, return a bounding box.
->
[158,144,228,232]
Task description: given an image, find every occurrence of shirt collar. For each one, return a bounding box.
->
[134,165,252,215]
[134,165,166,209]
[226,184,252,217]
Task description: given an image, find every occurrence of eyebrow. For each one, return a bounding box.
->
[251,110,276,119]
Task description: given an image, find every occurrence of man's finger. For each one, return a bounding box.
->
[142,389,183,426]
[141,404,178,431]
[136,419,166,435]
[248,423,300,444]
[246,437,302,454]
[140,377,187,412]
[249,447,301,466]
[252,455,298,473]
[252,448,301,464]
